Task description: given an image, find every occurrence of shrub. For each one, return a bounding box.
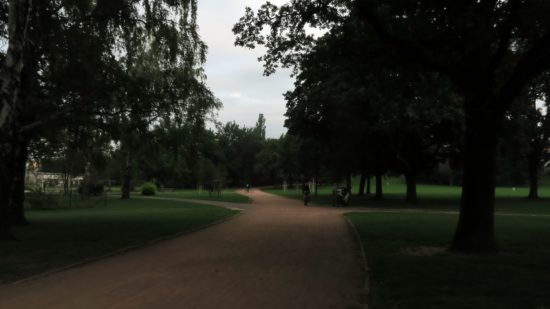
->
[77,182,104,196]
[141,182,157,196]
[26,193,59,210]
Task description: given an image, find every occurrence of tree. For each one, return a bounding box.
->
[278,133,302,187]
[0,0,33,240]
[215,115,265,186]
[502,77,550,199]
[282,18,462,203]
[234,0,550,253]
[255,139,282,185]
[254,113,267,140]
[357,0,550,252]
[0,0,32,129]
[0,0,214,240]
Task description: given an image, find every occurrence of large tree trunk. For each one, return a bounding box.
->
[346,173,352,193]
[121,174,131,199]
[63,174,69,196]
[366,175,371,195]
[527,145,541,199]
[0,0,33,129]
[358,171,366,196]
[374,172,383,200]
[121,150,131,199]
[8,12,38,225]
[9,136,30,225]
[0,145,16,241]
[80,162,91,200]
[313,170,319,196]
[404,171,418,204]
[0,0,33,242]
[451,99,498,253]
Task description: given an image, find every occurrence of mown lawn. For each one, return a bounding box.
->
[346,212,550,309]
[265,182,550,214]
[105,187,251,204]
[155,189,251,204]
[0,197,238,284]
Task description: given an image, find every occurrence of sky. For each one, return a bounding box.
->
[196,0,293,138]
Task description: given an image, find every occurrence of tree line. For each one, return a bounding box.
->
[0,0,214,240]
[2,1,550,256]
[233,0,550,253]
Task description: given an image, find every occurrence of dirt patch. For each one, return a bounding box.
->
[400,246,447,256]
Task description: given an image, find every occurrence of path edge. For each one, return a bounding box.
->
[1,208,243,289]
[345,214,371,309]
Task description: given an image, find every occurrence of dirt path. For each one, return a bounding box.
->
[0,190,364,309]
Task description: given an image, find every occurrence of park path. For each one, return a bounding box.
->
[0,190,364,309]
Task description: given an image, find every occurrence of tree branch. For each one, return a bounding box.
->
[487,0,523,74]
[497,30,550,112]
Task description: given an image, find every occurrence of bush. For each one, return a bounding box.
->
[141,182,157,196]
[26,193,59,210]
[77,182,104,196]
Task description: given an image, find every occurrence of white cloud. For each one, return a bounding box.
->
[197,0,294,138]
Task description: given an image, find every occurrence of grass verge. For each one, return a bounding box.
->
[346,212,550,309]
[264,184,550,214]
[1,197,238,285]
[103,187,250,204]
[155,189,250,203]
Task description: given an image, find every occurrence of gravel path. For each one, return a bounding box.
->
[0,190,364,309]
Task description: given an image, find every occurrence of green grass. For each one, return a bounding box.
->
[346,212,550,309]
[155,189,251,204]
[270,179,550,307]
[103,188,251,204]
[264,182,550,214]
[1,197,238,284]
[25,192,108,209]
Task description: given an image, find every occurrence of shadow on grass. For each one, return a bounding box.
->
[347,212,550,309]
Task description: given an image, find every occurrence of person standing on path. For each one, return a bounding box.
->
[302,182,310,205]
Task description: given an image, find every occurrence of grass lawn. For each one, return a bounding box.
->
[269,179,550,307]
[105,187,251,204]
[264,181,550,214]
[346,212,550,309]
[0,197,238,285]
[155,189,251,204]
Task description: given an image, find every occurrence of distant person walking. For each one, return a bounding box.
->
[302,182,310,206]
[245,183,250,193]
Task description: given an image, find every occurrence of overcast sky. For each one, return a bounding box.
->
[197,0,293,138]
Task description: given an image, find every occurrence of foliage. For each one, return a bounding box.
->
[78,182,104,197]
[0,0,219,237]
[214,114,266,186]
[25,193,59,210]
[234,0,550,251]
[141,182,157,196]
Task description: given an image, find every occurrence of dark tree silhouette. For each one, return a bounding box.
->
[234,0,550,252]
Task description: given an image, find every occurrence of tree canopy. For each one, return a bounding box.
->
[0,0,217,239]
[234,0,550,252]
